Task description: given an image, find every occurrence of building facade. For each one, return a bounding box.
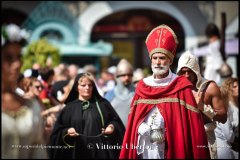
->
[2,1,238,75]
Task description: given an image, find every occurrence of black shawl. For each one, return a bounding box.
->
[49,73,125,159]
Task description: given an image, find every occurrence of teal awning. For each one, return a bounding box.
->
[52,41,113,57]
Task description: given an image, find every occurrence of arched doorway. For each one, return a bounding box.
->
[91,9,184,72]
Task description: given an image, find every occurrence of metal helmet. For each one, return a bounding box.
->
[116,59,133,77]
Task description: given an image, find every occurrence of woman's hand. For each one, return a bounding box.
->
[46,114,56,127]
[102,124,114,135]
[67,128,79,137]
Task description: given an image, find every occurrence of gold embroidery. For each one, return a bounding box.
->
[129,107,133,115]
[179,99,199,113]
[133,98,199,113]
[162,38,166,45]
[158,28,162,47]
[145,25,178,45]
[3,106,29,118]
[163,30,167,36]
[155,39,158,46]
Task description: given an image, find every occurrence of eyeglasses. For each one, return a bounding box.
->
[35,85,43,90]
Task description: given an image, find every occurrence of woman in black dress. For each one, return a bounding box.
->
[49,72,125,159]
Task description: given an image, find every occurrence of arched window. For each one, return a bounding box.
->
[40,29,63,42]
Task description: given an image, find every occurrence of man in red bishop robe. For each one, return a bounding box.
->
[119,24,210,159]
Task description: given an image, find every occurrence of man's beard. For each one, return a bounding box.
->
[123,80,132,87]
[151,64,169,75]
[117,78,131,88]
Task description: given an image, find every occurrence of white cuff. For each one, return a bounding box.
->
[138,122,151,136]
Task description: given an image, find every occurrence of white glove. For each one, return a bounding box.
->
[138,122,151,136]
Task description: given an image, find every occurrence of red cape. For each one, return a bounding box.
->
[119,76,210,159]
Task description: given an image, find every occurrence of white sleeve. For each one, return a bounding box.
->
[218,117,235,143]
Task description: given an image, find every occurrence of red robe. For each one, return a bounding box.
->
[119,76,210,159]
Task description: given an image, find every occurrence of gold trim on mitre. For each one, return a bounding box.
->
[149,48,174,60]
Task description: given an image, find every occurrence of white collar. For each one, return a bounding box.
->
[143,70,177,87]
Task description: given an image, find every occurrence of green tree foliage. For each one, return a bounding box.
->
[21,38,61,72]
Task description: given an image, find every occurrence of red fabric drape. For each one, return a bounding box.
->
[119,76,210,159]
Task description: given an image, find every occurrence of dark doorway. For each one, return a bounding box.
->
[91,9,185,72]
